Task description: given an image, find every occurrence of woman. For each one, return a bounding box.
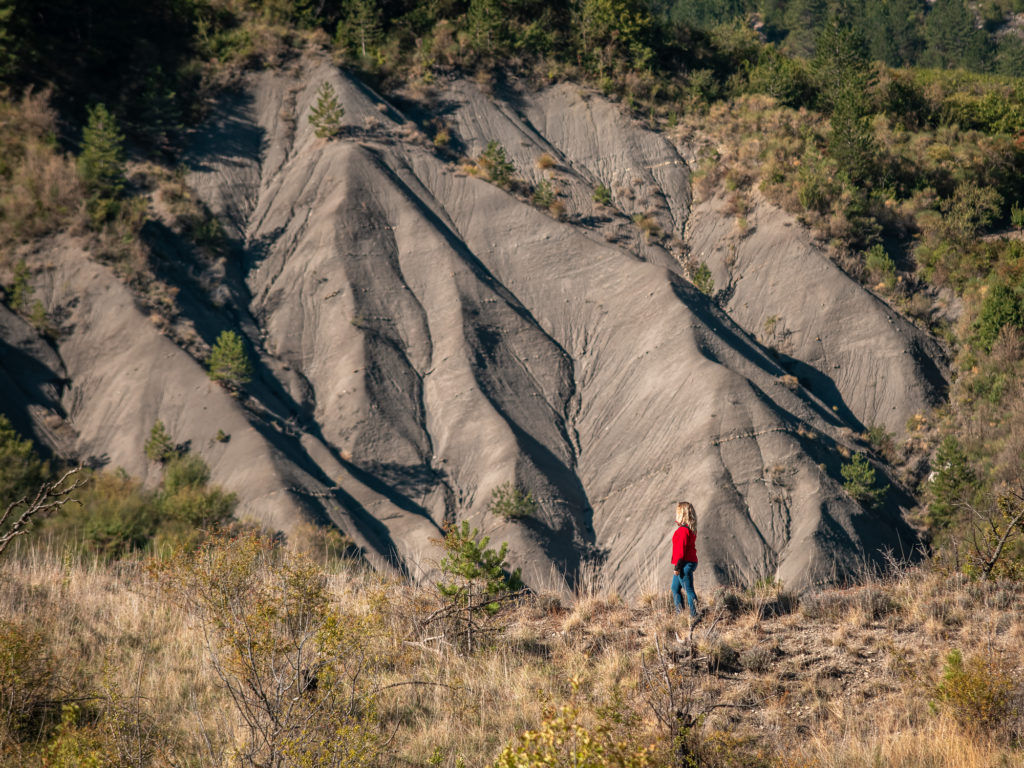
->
[670,501,700,624]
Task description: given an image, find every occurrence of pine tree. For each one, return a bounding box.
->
[78,103,125,200]
[207,330,253,390]
[864,0,926,67]
[928,435,975,530]
[467,0,505,51]
[814,23,872,110]
[8,259,32,313]
[435,521,523,651]
[478,140,515,186]
[144,420,177,463]
[350,0,382,58]
[815,24,877,186]
[308,81,344,140]
[841,453,888,508]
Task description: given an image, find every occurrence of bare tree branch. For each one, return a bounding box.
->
[0,466,86,557]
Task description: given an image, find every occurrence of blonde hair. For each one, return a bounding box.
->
[675,501,696,532]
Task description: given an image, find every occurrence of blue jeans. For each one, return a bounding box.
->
[671,562,698,617]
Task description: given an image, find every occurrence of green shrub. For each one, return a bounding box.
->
[975,282,1024,353]
[1011,201,1024,232]
[155,531,383,767]
[865,424,895,460]
[43,454,233,558]
[158,454,235,529]
[864,244,896,286]
[162,453,210,494]
[692,262,714,296]
[161,483,236,529]
[0,414,49,509]
[43,704,117,768]
[7,259,32,312]
[934,650,1015,735]
[490,699,652,768]
[795,150,838,214]
[593,184,612,206]
[0,90,82,246]
[488,482,537,519]
[841,453,888,508]
[0,619,56,740]
[74,472,158,559]
[745,48,810,108]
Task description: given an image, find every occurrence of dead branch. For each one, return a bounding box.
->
[0,466,86,557]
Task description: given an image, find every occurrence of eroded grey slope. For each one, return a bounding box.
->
[686,194,947,436]
[2,59,940,595]
[177,61,924,593]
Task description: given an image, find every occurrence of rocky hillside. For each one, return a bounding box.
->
[2,57,948,594]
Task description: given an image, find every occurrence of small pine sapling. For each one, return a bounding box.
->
[841,452,888,508]
[145,420,177,463]
[7,259,32,312]
[692,261,714,296]
[488,482,537,520]
[207,330,252,390]
[531,180,556,209]
[308,81,344,139]
[478,141,515,187]
[433,521,523,652]
[78,103,125,226]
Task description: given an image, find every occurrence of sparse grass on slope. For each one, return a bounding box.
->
[1,534,1022,767]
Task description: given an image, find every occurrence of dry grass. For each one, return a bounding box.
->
[1,540,1022,767]
[0,89,83,254]
[535,153,556,170]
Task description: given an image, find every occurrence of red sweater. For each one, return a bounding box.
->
[671,525,697,565]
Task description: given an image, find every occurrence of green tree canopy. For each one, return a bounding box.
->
[783,0,827,58]
[921,0,991,71]
[576,0,655,74]
[863,0,926,67]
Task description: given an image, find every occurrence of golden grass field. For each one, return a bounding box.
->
[1,530,1022,767]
